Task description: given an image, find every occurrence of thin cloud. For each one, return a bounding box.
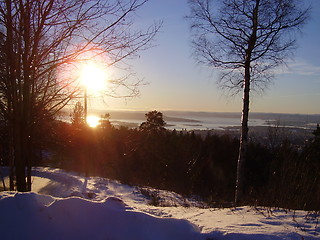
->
[277,60,320,76]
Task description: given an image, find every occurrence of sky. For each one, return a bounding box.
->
[92,0,320,115]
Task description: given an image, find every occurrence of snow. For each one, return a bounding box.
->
[0,167,319,240]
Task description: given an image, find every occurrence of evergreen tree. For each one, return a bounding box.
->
[71,102,85,128]
[139,111,166,132]
[312,124,320,140]
[99,113,112,129]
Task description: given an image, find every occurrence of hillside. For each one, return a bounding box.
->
[0,167,319,240]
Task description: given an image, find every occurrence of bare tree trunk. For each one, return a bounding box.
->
[14,125,27,192]
[27,143,32,191]
[5,0,20,191]
[9,131,14,190]
[22,0,32,192]
[235,0,259,206]
[235,69,250,206]
[0,167,6,191]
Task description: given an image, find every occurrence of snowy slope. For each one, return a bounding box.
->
[0,167,319,240]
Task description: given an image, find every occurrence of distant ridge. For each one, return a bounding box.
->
[162,111,320,123]
[106,111,201,123]
[60,109,320,125]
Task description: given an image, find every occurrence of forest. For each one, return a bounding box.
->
[2,109,319,211]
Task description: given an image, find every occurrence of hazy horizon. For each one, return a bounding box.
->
[63,108,320,125]
[72,107,320,117]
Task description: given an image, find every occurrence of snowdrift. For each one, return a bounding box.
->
[0,167,319,240]
[0,192,200,240]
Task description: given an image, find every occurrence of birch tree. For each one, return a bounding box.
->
[187,0,309,205]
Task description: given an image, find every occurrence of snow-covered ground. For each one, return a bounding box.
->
[0,167,319,240]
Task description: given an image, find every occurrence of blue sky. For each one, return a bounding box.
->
[99,0,320,114]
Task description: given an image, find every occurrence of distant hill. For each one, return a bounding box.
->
[59,109,320,128]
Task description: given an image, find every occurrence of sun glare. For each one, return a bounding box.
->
[87,115,100,128]
[79,61,108,94]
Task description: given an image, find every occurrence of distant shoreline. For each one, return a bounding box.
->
[59,109,320,130]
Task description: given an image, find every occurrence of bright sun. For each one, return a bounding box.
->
[87,115,100,128]
[79,61,108,94]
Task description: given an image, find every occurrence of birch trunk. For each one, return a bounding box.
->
[235,0,259,206]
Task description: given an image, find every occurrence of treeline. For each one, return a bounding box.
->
[47,119,238,201]
[1,111,319,210]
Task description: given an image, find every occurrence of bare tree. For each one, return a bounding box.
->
[0,0,161,191]
[187,0,309,205]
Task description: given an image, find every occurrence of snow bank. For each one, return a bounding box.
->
[0,192,201,240]
[0,167,319,240]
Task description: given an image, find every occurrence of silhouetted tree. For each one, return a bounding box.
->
[139,111,166,132]
[71,102,86,128]
[312,124,320,139]
[187,0,309,205]
[0,0,160,191]
[300,124,320,209]
[99,113,113,130]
